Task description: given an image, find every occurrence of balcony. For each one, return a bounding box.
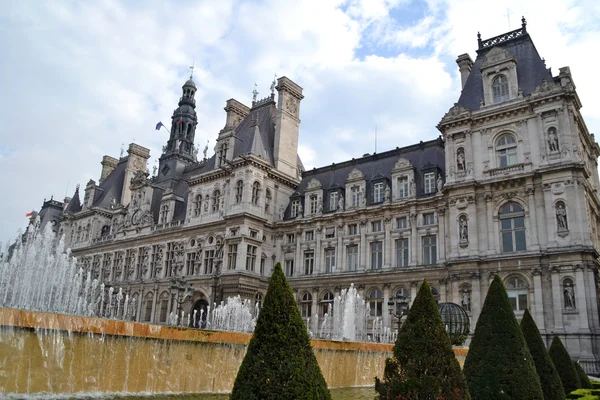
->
[484,163,528,177]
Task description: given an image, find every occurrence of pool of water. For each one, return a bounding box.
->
[4,387,377,400]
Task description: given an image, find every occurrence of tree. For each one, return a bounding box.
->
[573,361,592,389]
[463,276,543,399]
[549,336,581,395]
[375,280,470,400]
[230,262,331,400]
[520,309,565,400]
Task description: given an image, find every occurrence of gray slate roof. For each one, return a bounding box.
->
[64,187,82,213]
[92,159,127,209]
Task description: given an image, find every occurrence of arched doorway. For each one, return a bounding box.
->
[191,299,209,329]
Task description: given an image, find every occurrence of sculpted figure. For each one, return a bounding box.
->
[564,282,576,309]
[461,290,471,312]
[459,216,468,242]
[556,203,568,230]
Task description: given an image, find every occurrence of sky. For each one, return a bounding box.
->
[1,0,599,244]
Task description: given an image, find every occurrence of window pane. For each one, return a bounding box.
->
[508,296,517,311]
[514,216,525,228]
[501,219,512,230]
[515,230,527,251]
[502,232,514,252]
[518,293,528,310]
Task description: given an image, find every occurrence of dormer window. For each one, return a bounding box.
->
[291,200,301,218]
[373,182,384,203]
[218,142,228,164]
[397,176,409,198]
[309,195,318,214]
[492,75,509,103]
[496,134,517,168]
[252,182,260,205]
[329,191,338,211]
[212,190,221,212]
[351,186,360,207]
[424,172,435,194]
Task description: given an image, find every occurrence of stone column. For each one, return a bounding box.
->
[574,264,590,332]
[438,278,448,303]
[550,266,564,331]
[384,217,392,269]
[312,287,319,320]
[337,224,344,272]
[450,274,461,304]
[526,186,540,250]
[383,283,390,328]
[470,271,481,330]
[136,286,145,322]
[485,193,495,254]
[410,212,418,265]
[532,267,545,331]
[150,283,159,324]
[315,228,322,274]
[295,230,302,277]
[437,208,446,263]
[360,221,367,270]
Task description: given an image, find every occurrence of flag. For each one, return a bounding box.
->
[25,211,33,217]
[155,121,164,130]
[178,119,183,125]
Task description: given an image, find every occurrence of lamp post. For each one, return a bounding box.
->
[170,276,194,326]
[388,292,410,332]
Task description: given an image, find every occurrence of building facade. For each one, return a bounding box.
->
[31,20,600,365]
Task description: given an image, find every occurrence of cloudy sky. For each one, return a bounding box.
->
[1,0,599,244]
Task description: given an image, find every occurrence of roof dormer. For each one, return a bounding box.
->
[480,47,519,106]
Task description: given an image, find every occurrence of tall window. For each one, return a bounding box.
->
[347,245,358,271]
[158,292,169,323]
[321,292,334,316]
[492,75,509,103]
[218,142,228,164]
[285,260,294,277]
[260,256,266,275]
[194,195,202,216]
[185,251,196,275]
[143,292,153,322]
[422,235,437,265]
[424,172,435,194]
[235,181,243,203]
[265,189,272,213]
[160,204,169,223]
[304,251,314,275]
[325,248,336,273]
[500,202,526,252]
[395,238,409,267]
[351,186,360,207]
[251,182,260,205]
[506,277,528,311]
[227,244,237,270]
[369,289,383,317]
[305,230,314,241]
[204,250,214,274]
[212,190,221,212]
[373,182,384,203]
[291,200,300,218]
[371,241,383,270]
[397,176,409,198]
[496,134,517,168]
[300,293,312,318]
[329,191,338,211]
[309,195,318,214]
[164,244,174,277]
[246,245,257,271]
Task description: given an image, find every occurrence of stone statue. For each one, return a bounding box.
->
[338,196,344,211]
[548,128,559,152]
[203,142,209,160]
[360,188,366,206]
[297,203,303,217]
[409,179,416,197]
[564,282,576,309]
[459,216,468,242]
[461,290,471,312]
[457,149,465,171]
[437,176,443,192]
[317,196,323,214]
[279,205,284,221]
[384,185,390,202]
[556,203,568,230]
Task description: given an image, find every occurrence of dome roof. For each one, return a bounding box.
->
[183,78,196,88]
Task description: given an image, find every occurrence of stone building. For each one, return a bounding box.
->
[32,19,600,367]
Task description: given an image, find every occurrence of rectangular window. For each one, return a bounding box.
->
[260,257,266,275]
[249,229,258,239]
[370,241,383,270]
[309,195,318,214]
[227,244,237,270]
[285,260,294,277]
[164,244,174,278]
[396,216,408,229]
[286,233,295,244]
[347,245,358,271]
[348,224,358,235]
[424,172,435,194]
[329,191,338,211]
[204,250,214,274]
[395,238,409,267]
[372,220,382,232]
[422,236,437,265]
[325,248,336,273]
[159,299,169,323]
[246,245,257,271]
[305,230,314,241]
[423,212,435,225]
[291,200,300,218]
[397,176,409,198]
[144,299,153,322]
[186,252,196,275]
[304,251,314,275]
[150,245,160,279]
[351,186,360,207]
[325,227,335,238]
[373,182,384,203]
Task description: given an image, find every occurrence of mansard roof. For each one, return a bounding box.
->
[64,186,82,213]
[231,100,276,165]
[92,159,127,208]
[457,28,552,111]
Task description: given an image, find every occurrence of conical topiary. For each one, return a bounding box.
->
[463,275,543,399]
[574,361,592,389]
[230,262,331,400]
[375,280,470,399]
[549,336,581,395]
[520,309,565,400]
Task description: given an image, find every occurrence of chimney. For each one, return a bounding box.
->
[121,143,150,206]
[224,99,250,130]
[83,179,96,210]
[100,155,119,184]
[456,53,474,89]
[274,76,304,179]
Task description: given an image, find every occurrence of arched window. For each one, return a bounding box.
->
[213,190,221,212]
[101,225,110,237]
[506,277,528,311]
[300,292,312,318]
[235,181,243,203]
[369,289,383,317]
[492,75,509,103]
[496,134,517,168]
[252,182,260,205]
[160,204,169,223]
[143,292,154,322]
[265,189,272,213]
[499,202,526,252]
[321,291,334,316]
[194,194,202,216]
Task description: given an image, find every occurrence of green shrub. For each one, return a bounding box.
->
[574,361,593,389]
[549,336,582,395]
[520,309,565,400]
[230,262,331,400]
[566,388,600,399]
[463,276,543,399]
[375,280,470,400]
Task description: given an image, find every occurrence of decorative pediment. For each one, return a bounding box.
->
[481,47,516,69]
[306,178,322,190]
[531,79,559,96]
[346,168,365,182]
[441,103,471,122]
[392,157,413,172]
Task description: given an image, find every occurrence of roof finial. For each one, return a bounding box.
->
[189,58,195,79]
[270,74,277,95]
[252,83,258,103]
[521,16,527,32]
[477,31,482,49]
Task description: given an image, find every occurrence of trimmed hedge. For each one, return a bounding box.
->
[550,336,582,395]
[566,389,600,399]
[375,280,470,400]
[574,361,593,389]
[230,262,331,400]
[463,276,543,399]
[520,308,565,400]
